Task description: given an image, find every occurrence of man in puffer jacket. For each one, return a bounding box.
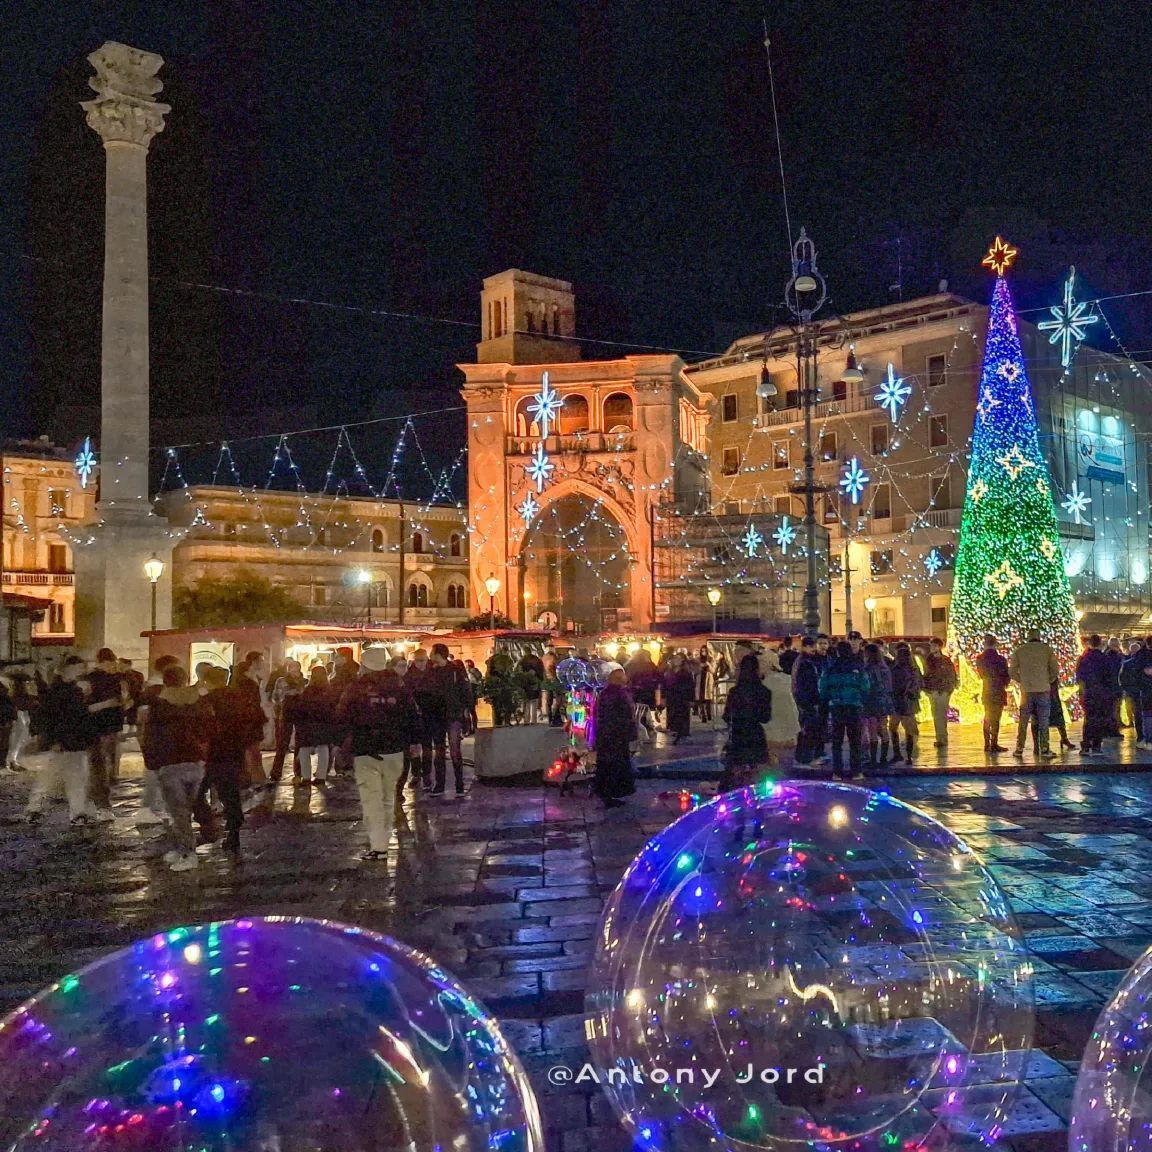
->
[791,637,823,765]
[818,641,868,781]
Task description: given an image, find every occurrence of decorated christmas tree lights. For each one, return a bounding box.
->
[949,240,1080,681]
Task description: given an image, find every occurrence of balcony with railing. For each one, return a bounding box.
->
[1,571,74,587]
[758,390,883,429]
[506,431,635,456]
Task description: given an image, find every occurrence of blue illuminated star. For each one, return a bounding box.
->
[75,437,96,489]
[839,457,870,504]
[924,548,944,577]
[525,442,553,492]
[874,363,912,422]
[773,516,797,554]
[741,524,764,557]
[1061,482,1092,525]
[527,372,565,439]
[1038,266,1099,369]
[518,493,539,526]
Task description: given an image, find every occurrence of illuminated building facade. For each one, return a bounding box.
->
[158,487,471,628]
[2,440,99,645]
[686,291,1152,638]
[463,269,710,635]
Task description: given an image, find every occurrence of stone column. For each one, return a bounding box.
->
[73,43,175,661]
[82,41,168,511]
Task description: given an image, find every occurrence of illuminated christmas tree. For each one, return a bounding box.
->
[949,238,1080,681]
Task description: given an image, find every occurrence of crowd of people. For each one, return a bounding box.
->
[0,643,477,871]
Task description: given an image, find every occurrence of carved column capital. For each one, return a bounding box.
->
[81,41,169,149]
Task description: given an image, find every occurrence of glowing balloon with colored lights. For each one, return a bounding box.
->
[586,781,1033,1151]
[1069,944,1152,1151]
[0,917,542,1151]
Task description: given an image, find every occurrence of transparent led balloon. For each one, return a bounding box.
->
[0,916,542,1151]
[586,781,1034,1151]
[1069,944,1152,1152]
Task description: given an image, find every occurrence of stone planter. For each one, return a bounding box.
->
[473,724,571,784]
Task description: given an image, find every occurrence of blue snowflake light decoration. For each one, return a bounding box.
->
[527,372,565,439]
[924,548,944,577]
[839,457,870,504]
[1060,482,1092,525]
[773,516,797,554]
[526,442,553,493]
[75,437,96,489]
[875,363,912,422]
[518,493,540,526]
[1038,266,1098,369]
[741,524,764,558]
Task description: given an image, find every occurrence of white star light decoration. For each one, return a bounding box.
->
[741,524,764,557]
[875,363,911,422]
[527,372,564,439]
[518,493,539,526]
[1061,482,1092,524]
[924,548,944,577]
[75,437,96,489]
[773,516,797,554]
[1038,266,1099,369]
[839,457,870,504]
[526,442,553,492]
[997,361,1021,385]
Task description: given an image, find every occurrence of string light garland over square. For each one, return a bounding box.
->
[949,239,1080,681]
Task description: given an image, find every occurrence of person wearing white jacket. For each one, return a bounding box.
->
[760,649,800,764]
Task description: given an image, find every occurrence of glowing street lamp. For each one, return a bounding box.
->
[144,553,165,632]
[485,574,501,631]
[707,587,722,634]
[863,596,877,638]
[355,568,372,625]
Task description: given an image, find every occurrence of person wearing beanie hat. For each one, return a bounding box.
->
[335,649,421,861]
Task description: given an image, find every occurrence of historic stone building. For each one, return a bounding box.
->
[159,487,471,629]
[686,290,1152,637]
[2,439,99,646]
[462,269,710,634]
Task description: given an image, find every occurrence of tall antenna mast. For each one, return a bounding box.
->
[763,21,794,262]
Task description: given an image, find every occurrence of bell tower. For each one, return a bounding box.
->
[477,269,581,365]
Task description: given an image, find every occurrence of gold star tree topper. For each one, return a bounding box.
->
[982,236,1018,276]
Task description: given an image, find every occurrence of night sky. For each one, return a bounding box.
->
[3,1,1151,492]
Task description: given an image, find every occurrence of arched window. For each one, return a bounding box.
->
[407,582,429,608]
[371,528,385,553]
[412,531,423,554]
[316,528,326,546]
[603,392,633,432]
[514,396,541,438]
[558,394,590,436]
[371,582,390,608]
[446,583,463,608]
[449,533,462,557]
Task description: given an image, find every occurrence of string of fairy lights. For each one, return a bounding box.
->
[10,256,1152,626]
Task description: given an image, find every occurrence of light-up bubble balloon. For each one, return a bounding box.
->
[586,781,1033,1151]
[0,917,542,1151]
[557,657,594,689]
[1069,944,1152,1152]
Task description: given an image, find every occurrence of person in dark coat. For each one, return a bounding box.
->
[790,637,822,765]
[662,654,696,744]
[26,656,94,825]
[0,680,16,775]
[720,654,773,791]
[818,641,868,780]
[1120,640,1150,743]
[1102,638,1125,738]
[198,666,249,853]
[888,643,923,765]
[592,670,637,807]
[289,665,340,785]
[974,634,1011,754]
[1076,635,1113,756]
[862,642,894,770]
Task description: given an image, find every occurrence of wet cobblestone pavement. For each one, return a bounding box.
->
[3,759,1151,1151]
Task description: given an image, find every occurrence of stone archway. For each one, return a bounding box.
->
[516,487,634,634]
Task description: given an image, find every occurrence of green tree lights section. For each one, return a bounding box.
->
[950,271,1079,681]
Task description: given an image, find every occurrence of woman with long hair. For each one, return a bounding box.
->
[862,642,894,770]
[888,643,922,765]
